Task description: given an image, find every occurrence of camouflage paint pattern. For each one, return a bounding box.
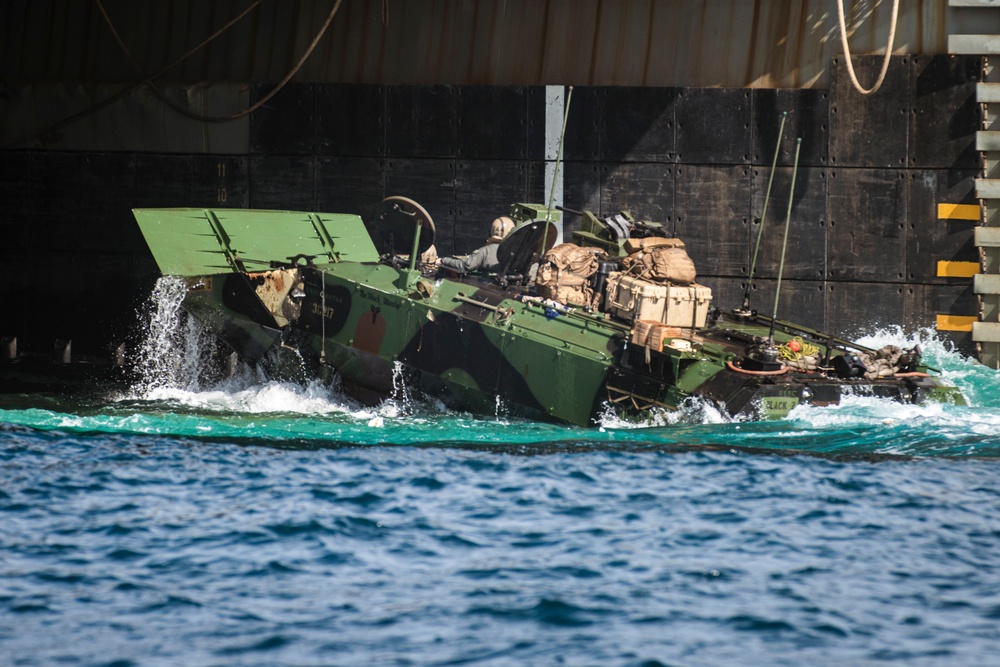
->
[135,206,966,426]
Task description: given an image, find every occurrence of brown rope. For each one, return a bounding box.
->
[96,0,343,123]
[97,0,265,85]
[3,0,341,148]
[836,0,899,95]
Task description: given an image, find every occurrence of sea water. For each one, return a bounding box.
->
[3,279,1000,666]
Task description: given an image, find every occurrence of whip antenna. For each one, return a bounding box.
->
[768,137,802,346]
[742,111,787,313]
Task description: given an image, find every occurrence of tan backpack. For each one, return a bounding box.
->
[623,237,685,254]
[541,243,599,277]
[535,243,602,307]
[621,246,696,284]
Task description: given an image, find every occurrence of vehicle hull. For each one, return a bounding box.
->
[133,206,966,426]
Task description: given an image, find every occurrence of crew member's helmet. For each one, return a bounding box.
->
[489,216,515,241]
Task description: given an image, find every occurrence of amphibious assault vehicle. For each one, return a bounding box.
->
[133,195,965,425]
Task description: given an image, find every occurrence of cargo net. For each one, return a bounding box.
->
[777,337,823,372]
[778,337,924,379]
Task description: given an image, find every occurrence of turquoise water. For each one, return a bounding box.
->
[4,287,1000,665]
[4,324,1000,458]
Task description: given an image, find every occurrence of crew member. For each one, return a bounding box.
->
[437,216,515,274]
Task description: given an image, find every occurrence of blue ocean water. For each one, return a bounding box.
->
[4,284,1000,666]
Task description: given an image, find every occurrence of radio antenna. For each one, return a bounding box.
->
[741,111,787,313]
[768,137,802,346]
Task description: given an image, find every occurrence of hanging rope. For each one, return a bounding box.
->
[836,0,899,95]
[1,0,265,147]
[96,0,343,123]
[96,0,264,87]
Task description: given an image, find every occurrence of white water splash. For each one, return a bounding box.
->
[852,324,971,366]
[785,392,948,426]
[390,360,413,408]
[123,276,360,416]
[596,395,746,430]
[594,326,998,431]
[131,276,218,394]
[494,393,507,419]
[850,325,1000,408]
[142,379,361,416]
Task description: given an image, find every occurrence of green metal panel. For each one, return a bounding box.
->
[133,208,379,276]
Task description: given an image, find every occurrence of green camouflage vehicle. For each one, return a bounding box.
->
[133,196,965,425]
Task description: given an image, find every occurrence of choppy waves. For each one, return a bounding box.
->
[5,302,1000,664]
[3,427,1000,666]
[4,327,1000,456]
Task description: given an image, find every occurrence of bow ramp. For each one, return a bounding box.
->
[133,208,379,276]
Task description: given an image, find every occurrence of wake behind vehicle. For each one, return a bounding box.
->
[132,196,965,425]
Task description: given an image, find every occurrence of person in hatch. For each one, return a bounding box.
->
[437,216,515,274]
